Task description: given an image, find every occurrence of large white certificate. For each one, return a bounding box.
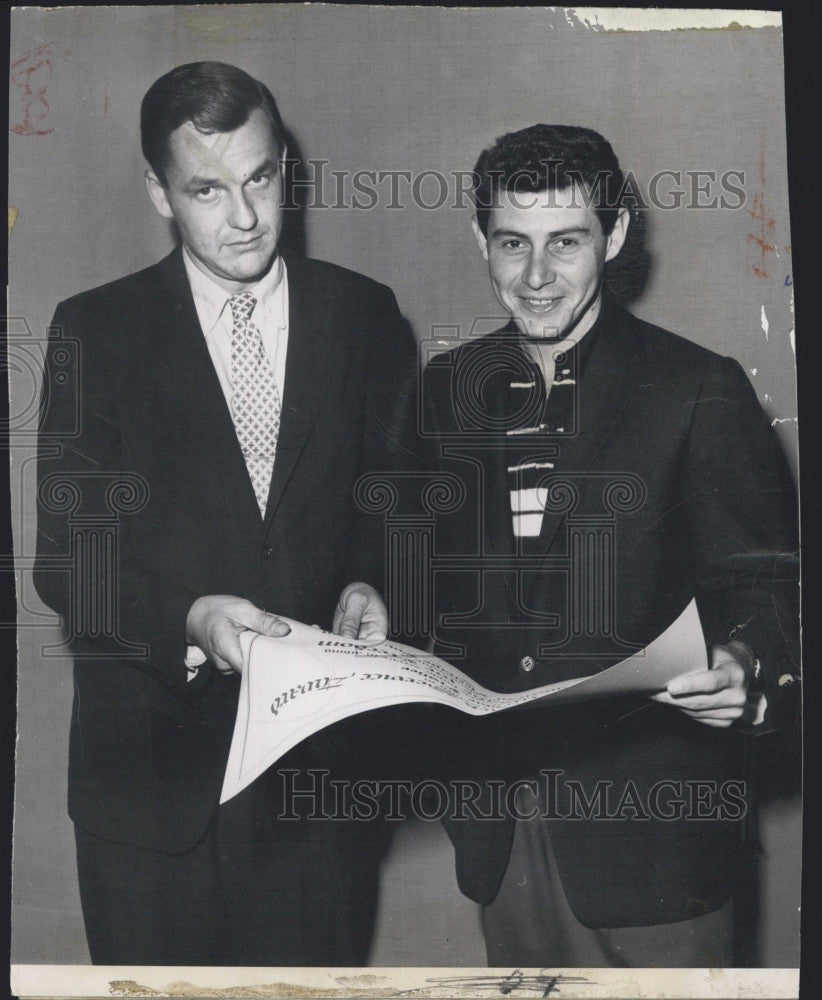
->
[221,598,706,803]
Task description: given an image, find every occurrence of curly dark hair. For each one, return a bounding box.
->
[473,124,625,236]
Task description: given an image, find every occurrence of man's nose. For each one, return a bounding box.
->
[227,189,258,230]
[523,251,556,289]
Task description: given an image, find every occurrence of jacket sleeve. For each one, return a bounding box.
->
[683,354,800,729]
[34,299,212,695]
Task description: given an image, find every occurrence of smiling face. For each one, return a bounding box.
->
[145,107,285,291]
[473,185,628,341]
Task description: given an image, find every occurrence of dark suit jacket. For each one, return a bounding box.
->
[34,246,417,853]
[421,297,798,927]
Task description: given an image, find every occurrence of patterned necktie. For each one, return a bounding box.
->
[229,291,282,517]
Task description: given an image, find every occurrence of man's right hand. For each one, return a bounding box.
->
[186,595,291,675]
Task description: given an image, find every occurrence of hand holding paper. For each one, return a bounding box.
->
[186,581,386,675]
[332,582,388,641]
[651,640,755,727]
[186,595,291,675]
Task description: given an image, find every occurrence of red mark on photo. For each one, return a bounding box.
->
[11,43,69,136]
[747,140,777,279]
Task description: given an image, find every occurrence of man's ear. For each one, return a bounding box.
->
[145,169,174,220]
[604,207,630,263]
[471,216,489,261]
[276,146,289,197]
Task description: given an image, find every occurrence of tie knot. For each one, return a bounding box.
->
[229,291,257,325]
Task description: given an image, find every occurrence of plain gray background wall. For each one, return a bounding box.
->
[9,5,799,967]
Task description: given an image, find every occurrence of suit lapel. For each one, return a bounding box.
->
[463,333,535,614]
[525,303,644,599]
[150,248,261,516]
[150,248,340,526]
[480,344,521,562]
[263,252,338,524]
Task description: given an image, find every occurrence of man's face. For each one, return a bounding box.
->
[145,107,285,291]
[473,185,628,341]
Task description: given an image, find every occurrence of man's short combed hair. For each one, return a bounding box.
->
[141,61,286,186]
[473,124,625,236]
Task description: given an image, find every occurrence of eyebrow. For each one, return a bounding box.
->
[182,157,278,193]
[489,226,592,240]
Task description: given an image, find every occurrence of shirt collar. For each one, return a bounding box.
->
[183,246,286,334]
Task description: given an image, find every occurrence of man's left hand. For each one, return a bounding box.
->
[332,582,388,641]
[650,642,758,728]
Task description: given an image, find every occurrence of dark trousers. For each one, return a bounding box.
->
[75,775,390,966]
[483,813,733,967]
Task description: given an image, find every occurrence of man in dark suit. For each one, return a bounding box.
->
[421,125,798,966]
[34,62,415,966]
